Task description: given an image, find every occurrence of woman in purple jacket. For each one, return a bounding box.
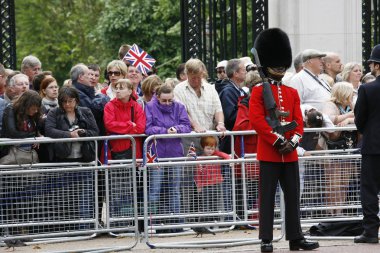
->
[145,84,191,232]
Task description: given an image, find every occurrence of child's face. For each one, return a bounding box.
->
[203,145,216,156]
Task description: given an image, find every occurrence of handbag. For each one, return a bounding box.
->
[326,131,358,150]
[81,141,96,162]
[53,142,72,159]
[0,146,39,165]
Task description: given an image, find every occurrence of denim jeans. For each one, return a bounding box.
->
[149,166,181,215]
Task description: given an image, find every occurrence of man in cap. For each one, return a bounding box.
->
[289,49,331,111]
[216,60,228,80]
[214,60,228,93]
[354,44,380,244]
[249,28,319,252]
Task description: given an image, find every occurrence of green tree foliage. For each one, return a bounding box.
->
[16,0,105,84]
[95,0,181,78]
[15,0,181,84]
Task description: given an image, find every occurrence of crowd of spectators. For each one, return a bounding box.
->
[0,44,373,234]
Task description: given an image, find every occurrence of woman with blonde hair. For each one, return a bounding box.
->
[101,60,128,99]
[322,81,357,215]
[138,75,163,109]
[341,62,363,105]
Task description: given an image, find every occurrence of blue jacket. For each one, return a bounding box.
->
[72,81,95,109]
[145,97,191,158]
[218,79,247,130]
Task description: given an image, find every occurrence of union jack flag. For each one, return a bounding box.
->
[123,44,156,75]
[147,144,158,163]
[187,142,197,159]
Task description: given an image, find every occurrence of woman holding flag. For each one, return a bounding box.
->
[145,84,191,233]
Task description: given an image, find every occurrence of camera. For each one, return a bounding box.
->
[68,125,79,132]
[78,129,86,137]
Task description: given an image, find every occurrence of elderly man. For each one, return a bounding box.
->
[0,73,29,132]
[70,63,95,108]
[218,58,247,153]
[289,49,331,111]
[21,55,42,88]
[322,52,343,83]
[2,72,29,103]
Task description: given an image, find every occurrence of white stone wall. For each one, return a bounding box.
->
[268,0,362,67]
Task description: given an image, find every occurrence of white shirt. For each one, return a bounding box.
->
[174,80,223,131]
[288,68,331,111]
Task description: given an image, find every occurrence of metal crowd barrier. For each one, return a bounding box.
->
[1,126,378,250]
[0,136,139,252]
[141,131,282,249]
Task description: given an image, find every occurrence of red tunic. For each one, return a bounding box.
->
[232,100,259,178]
[249,82,303,162]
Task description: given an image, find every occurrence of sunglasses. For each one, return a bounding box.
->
[217,70,225,74]
[108,71,121,76]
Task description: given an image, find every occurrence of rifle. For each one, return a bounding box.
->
[251,48,298,136]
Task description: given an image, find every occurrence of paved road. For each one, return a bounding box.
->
[2,230,379,252]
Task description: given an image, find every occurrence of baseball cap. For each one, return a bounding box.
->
[240,56,254,68]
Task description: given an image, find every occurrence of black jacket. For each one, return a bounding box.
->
[1,104,37,139]
[45,106,99,138]
[45,106,99,161]
[354,75,380,154]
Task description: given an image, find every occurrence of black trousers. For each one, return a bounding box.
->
[259,161,303,241]
[361,155,380,237]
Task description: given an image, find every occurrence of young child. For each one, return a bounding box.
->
[194,136,230,221]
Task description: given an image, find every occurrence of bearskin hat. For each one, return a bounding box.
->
[253,28,292,69]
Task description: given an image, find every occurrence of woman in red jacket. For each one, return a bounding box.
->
[103,78,146,159]
[103,78,146,217]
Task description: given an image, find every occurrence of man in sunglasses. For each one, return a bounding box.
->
[216,60,228,80]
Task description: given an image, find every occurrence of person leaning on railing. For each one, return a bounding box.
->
[44,86,99,162]
[0,90,42,164]
[321,81,358,215]
[144,84,191,233]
